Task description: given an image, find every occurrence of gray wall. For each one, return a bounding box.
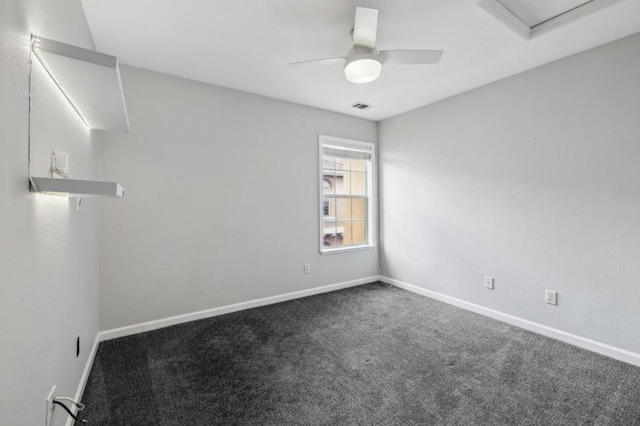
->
[0,1,100,425]
[99,66,378,330]
[379,33,640,354]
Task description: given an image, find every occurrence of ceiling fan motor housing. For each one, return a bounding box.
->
[344,46,382,83]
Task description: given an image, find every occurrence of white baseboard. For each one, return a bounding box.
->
[69,274,638,422]
[382,276,640,367]
[65,333,100,426]
[99,276,382,342]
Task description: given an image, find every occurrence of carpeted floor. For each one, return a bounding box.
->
[76,282,640,425]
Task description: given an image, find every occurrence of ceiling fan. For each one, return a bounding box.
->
[289,7,444,84]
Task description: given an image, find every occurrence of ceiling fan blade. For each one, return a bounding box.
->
[353,7,378,48]
[288,57,345,68]
[379,50,444,65]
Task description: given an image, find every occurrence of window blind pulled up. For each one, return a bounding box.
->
[323,145,372,161]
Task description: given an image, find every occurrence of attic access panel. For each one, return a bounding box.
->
[478,0,627,39]
[499,0,592,27]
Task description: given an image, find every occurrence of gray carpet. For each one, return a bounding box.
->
[76,282,640,425]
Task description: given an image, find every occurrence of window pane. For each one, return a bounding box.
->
[334,174,350,195]
[351,159,366,172]
[351,221,367,245]
[322,180,331,195]
[322,180,332,218]
[323,157,337,171]
[347,198,355,221]
[323,234,337,248]
[333,197,351,221]
[322,218,338,248]
[350,171,366,196]
[334,158,346,172]
[323,168,341,179]
[323,197,335,218]
[336,221,351,246]
[351,198,366,221]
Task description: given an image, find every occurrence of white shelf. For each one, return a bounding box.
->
[32,35,130,132]
[30,177,125,198]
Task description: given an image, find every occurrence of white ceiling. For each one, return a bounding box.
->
[80,0,640,121]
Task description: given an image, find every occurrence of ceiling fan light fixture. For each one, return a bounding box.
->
[288,7,443,84]
[344,58,381,83]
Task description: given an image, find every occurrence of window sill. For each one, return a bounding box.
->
[320,244,376,255]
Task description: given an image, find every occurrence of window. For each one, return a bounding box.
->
[319,136,375,253]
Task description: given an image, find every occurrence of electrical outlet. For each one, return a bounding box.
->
[46,385,56,426]
[484,276,494,290]
[545,290,557,305]
[304,263,310,274]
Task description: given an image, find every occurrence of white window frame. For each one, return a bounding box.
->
[318,135,376,254]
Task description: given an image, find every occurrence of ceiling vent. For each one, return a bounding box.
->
[351,103,372,110]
